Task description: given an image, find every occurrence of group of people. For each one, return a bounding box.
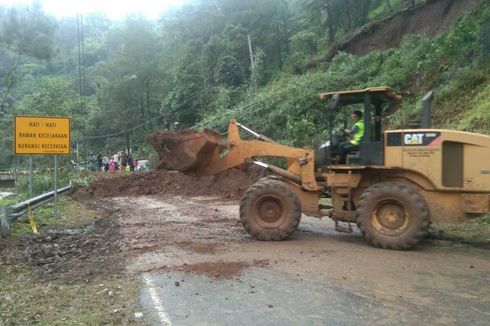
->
[87,150,149,172]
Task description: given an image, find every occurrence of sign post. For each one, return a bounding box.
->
[13,155,17,194]
[14,116,70,216]
[53,155,58,216]
[28,155,33,198]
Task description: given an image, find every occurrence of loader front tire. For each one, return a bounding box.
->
[357,182,430,250]
[240,178,301,241]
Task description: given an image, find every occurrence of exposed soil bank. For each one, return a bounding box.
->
[331,0,482,57]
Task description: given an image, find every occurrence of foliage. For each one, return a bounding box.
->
[454,83,490,133]
[16,174,54,196]
[0,3,56,112]
[0,3,56,59]
[0,0,488,173]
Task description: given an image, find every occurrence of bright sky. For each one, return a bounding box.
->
[0,0,185,20]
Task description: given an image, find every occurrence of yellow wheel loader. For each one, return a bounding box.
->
[147,87,490,250]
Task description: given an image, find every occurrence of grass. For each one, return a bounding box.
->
[0,266,143,325]
[14,170,95,198]
[0,197,147,325]
[430,214,490,244]
[455,83,490,133]
[8,196,95,236]
[0,195,25,207]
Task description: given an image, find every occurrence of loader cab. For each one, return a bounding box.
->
[317,87,403,166]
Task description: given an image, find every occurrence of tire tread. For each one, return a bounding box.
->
[356,182,430,250]
[240,178,301,241]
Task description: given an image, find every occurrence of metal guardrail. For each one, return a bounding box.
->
[0,183,72,236]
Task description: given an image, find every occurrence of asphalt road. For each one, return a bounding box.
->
[110,196,490,326]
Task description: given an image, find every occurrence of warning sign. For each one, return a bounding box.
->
[14,116,70,155]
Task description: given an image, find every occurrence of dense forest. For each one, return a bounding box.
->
[0,0,489,170]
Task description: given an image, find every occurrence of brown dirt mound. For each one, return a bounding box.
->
[73,165,265,200]
[0,215,123,283]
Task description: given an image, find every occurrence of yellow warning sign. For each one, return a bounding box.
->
[14,116,71,155]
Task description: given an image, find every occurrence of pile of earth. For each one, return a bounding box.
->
[0,215,123,283]
[73,165,265,200]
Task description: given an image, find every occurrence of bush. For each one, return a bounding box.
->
[16,174,53,196]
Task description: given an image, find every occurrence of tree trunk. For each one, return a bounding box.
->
[345,0,354,30]
[277,23,283,69]
[145,79,152,127]
[281,13,290,56]
[326,2,335,46]
[275,1,289,69]
[140,96,145,118]
[0,50,21,113]
[385,0,393,12]
[126,132,131,154]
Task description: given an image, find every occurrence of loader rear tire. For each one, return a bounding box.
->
[357,182,430,250]
[240,178,301,241]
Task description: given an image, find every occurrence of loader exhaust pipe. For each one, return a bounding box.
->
[422,91,434,129]
[253,161,302,185]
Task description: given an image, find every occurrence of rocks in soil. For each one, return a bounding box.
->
[146,128,225,172]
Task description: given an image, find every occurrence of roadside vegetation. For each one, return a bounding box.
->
[2,0,486,164]
[0,268,141,325]
[430,214,490,247]
[0,197,145,325]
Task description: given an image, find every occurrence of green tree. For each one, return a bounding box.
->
[0,3,56,113]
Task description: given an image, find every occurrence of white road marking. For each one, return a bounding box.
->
[143,273,172,325]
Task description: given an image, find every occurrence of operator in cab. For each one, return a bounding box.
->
[332,110,364,163]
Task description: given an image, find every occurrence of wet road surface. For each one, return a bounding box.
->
[108,196,490,325]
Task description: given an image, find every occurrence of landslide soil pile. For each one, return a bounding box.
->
[330,0,482,58]
[74,165,264,200]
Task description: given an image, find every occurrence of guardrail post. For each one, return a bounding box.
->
[0,183,71,237]
[29,155,33,198]
[53,155,58,216]
[0,206,9,237]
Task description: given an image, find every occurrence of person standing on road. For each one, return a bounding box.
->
[122,149,128,170]
[127,151,134,171]
[113,152,119,170]
[109,157,116,172]
[97,153,102,170]
[102,155,109,171]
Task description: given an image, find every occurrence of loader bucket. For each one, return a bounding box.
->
[146,128,225,174]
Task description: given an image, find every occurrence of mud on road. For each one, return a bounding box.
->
[104,192,490,325]
[2,169,489,325]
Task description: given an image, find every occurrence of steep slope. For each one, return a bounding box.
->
[331,0,483,57]
[201,0,489,147]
